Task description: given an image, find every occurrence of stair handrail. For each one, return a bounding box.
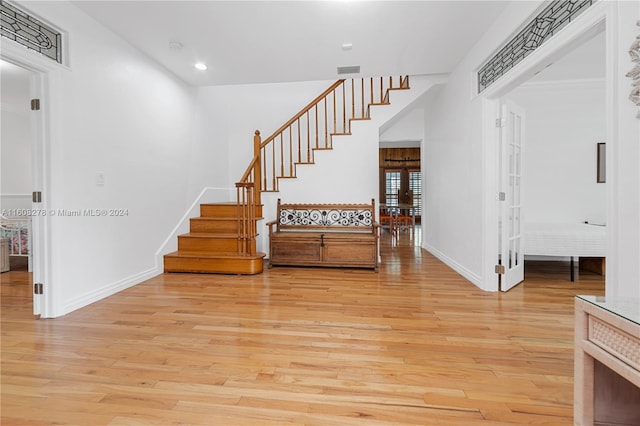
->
[235,75,410,256]
[259,79,346,148]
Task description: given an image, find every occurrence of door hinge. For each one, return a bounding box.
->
[32,191,42,203]
[498,192,506,201]
[34,283,44,295]
[495,118,505,128]
[495,264,505,275]
[31,98,41,111]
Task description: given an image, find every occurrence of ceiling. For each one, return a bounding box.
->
[72,0,510,87]
[1,1,605,105]
[528,30,605,83]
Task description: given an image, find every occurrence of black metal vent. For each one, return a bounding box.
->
[337,65,360,75]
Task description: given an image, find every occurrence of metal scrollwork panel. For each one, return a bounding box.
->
[280,209,373,227]
[478,0,594,93]
[0,0,62,64]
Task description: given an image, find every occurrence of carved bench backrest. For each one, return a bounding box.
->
[275,199,376,233]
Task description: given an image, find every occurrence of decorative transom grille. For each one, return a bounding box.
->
[279,209,373,227]
[477,0,595,93]
[0,0,62,64]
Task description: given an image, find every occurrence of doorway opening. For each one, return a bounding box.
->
[508,31,606,289]
[482,13,608,292]
[1,59,35,308]
[0,57,49,316]
[379,147,422,245]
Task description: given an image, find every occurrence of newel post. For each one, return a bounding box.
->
[254,130,262,206]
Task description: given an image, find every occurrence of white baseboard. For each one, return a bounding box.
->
[422,242,484,289]
[62,187,236,316]
[62,267,159,315]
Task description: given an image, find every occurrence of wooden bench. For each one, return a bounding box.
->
[267,199,379,270]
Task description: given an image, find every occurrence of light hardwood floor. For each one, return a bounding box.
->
[1,228,604,425]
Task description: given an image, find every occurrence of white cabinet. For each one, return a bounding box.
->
[574,296,640,425]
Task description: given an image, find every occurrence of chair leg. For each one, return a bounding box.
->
[397,215,411,232]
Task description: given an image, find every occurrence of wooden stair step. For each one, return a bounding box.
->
[178,233,256,252]
[167,250,264,257]
[190,217,239,233]
[164,251,266,275]
[200,203,263,218]
[181,232,239,238]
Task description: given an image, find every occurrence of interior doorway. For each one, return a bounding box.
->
[508,32,606,289]
[379,147,422,245]
[0,59,38,314]
[482,16,608,292]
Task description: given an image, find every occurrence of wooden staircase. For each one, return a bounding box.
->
[164,76,410,275]
[163,203,265,274]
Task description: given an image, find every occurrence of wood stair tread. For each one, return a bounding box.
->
[166,251,266,259]
[199,202,237,206]
[179,232,244,238]
[164,251,265,274]
[192,216,264,220]
[191,216,236,220]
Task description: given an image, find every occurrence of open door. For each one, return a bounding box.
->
[498,100,525,291]
[1,59,42,315]
[27,69,44,316]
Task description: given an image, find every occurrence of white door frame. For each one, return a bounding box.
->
[1,41,63,318]
[481,1,613,292]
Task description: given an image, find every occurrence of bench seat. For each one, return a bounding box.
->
[267,200,379,270]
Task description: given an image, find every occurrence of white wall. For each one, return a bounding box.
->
[422,1,553,289]
[4,2,207,316]
[508,80,606,225]
[610,0,640,299]
[379,107,424,147]
[196,80,334,190]
[0,109,31,211]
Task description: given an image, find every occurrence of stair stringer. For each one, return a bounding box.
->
[258,74,449,256]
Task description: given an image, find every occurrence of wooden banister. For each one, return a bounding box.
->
[234,76,410,257]
[260,80,346,147]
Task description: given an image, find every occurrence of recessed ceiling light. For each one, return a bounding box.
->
[194,63,207,71]
[341,43,353,51]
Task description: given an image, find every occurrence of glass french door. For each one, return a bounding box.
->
[499,101,525,291]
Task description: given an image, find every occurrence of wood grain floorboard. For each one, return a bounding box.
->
[1,228,604,425]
